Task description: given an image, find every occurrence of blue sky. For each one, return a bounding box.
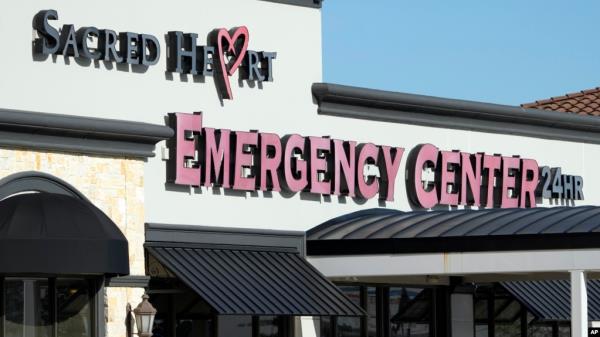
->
[322,1,600,105]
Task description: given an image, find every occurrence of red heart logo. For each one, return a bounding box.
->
[214,26,249,100]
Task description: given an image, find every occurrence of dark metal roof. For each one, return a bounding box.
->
[147,244,365,316]
[307,207,600,255]
[146,223,306,256]
[0,192,129,275]
[502,280,600,321]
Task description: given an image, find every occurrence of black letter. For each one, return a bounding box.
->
[167,31,198,74]
[119,32,140,64]
[33,9,60,55]
[562,174,574,200]
[574,176,584,200]
[58,24,79,57]
[243,51,265,81]
[197,45,214,76]
[98,29,123,63]
[261,52,277,82]
[140,34,160,66]
[76,27,101,60]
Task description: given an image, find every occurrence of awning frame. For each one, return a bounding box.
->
[308,207,600,335]
[145,223,366,317]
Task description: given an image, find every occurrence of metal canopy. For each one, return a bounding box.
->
[0,192,129,275]
[502,280,600,321]
[307,207,600,255]
[146,244,365,316]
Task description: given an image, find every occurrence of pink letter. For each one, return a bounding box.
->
[379,146,404,201]
[169,112,201,186]
[308,137,332,194]
[482,154,502,207]
[520,158,539,208]
[407,144,439,208]
[232,131,258,191]
[356,143,380,199]
[460,152,482,207]
[259,133,282,192]
[500,156,520,208]
[332,139,356,197]
[439,151,460,206]
[282,134,308,192]
[203,128,231,188]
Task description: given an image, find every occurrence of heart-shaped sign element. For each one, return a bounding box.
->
[214,26,249,100]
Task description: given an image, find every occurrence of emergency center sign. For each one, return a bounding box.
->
[167,112,584,209]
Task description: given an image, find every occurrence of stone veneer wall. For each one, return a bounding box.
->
[0,148,146,337]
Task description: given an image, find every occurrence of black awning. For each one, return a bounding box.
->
[146,244,365,316]
[501,280,600,321]
[0,193,129,275]
[307,207,600,255]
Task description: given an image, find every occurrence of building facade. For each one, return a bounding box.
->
[0,1,599,337]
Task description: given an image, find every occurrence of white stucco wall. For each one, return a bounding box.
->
[0,1,320,122]
[1,1,598,233]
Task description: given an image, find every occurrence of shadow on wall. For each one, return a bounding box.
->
[163,182,384,207]
[32,51,150,74]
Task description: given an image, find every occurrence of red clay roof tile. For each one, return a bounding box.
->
[522,87,600,116]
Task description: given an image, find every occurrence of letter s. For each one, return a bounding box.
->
[33,9,60,55]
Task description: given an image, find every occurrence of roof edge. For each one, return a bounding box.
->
[307,232,600,256]
[146,223,306,256]
[260,0,322,8]
[0,108,173,158]
[312,83,600,144]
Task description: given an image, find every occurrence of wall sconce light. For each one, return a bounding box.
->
[127,293,157,337]
[426,275,441,284]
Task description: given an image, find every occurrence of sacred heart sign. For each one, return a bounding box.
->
[165,26,276,101]
[213,26,249,100]
[33,10,277,102]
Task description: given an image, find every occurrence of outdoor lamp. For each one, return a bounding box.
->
[132,293,157,337]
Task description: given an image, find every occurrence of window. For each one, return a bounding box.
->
[320,316,334,337]
[474,285,572,337]
[218,316,252,337]
[526,313,552,337]
[336,286,362,337]
[56,279,92,337]
[526,313,570,337]
[474,296,488,337]
[557,325,570,337]
[389,287,431,337]
[257,316,282,337]
[366,287,376,337]
[321,285,433,337]
[150,290,292,337]
[5,278,51,337]
[2,277,99,337]
[493,299,521,337]
[217,316,290,337]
